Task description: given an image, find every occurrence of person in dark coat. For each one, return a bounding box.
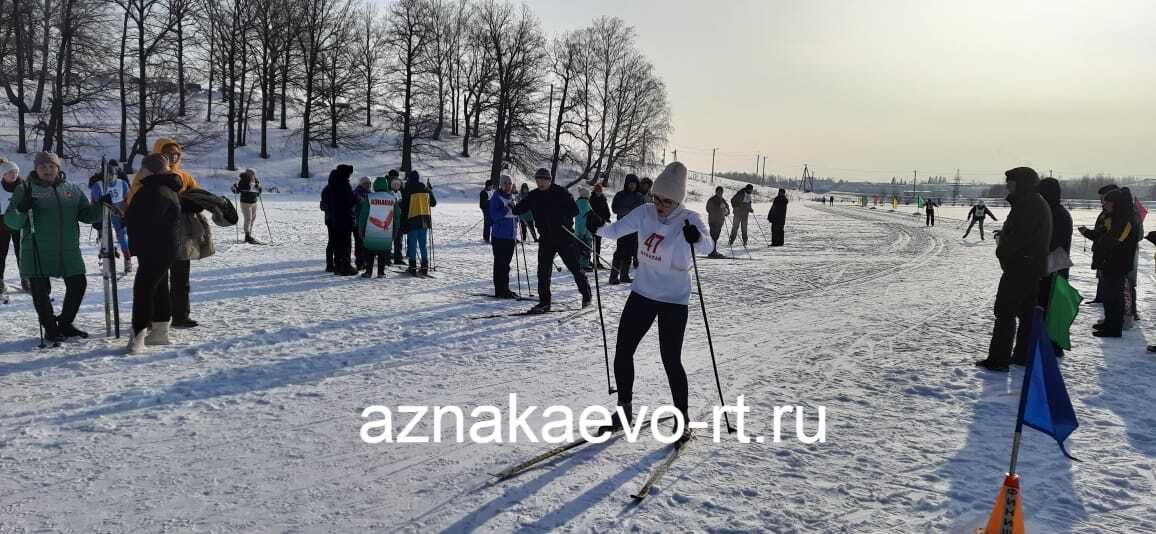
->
[512,167,592,313]
[768,188,789,246]
[1092,188,1138,338]
[705,186,730,258]
[124,154,182,353]
[326,165,358,276]
[1035,177,1072,357]
[924,198,938,226]
[320,182,335,272]
[589,183,611,266]
[1078,184,1119,303]
[729,184,754,246]
[977,167,1052,372]
[231,169,263,244]
[480,179,494,244]
[610,174,644,284]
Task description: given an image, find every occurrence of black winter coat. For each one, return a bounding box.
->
[325,176,356,231]
[611,190,644,220]
[125,173,183,263]
[590,192,611,221]
[512,184,579,243]
[768,195,788,225]
[996,177,1052,279]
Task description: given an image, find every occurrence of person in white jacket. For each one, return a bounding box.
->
[585,161,713,442]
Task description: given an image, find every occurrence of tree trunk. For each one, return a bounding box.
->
[177,17,186,116]
[206,37,214,122]
[280,44,289,130]
[401,61,413,171]
[136,6,148,163]
[550,78,569,179]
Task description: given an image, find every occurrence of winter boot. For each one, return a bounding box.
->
[582,294,592,308]
[974,359,1009,372]
[420,261,429,276]
[58,321,89,339]
[145,321,171,346]
[127,330,148,354]
[608,270,620,285]
[527,302,551,315]
[407,259,418,276]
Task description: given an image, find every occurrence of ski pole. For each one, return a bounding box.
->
[457,218,484,240]
[752,214,772,247]
[519,239,534,298]
[561,226,615,395]
[259,195,274,244]
[685,220,735,434]
[235,193,241,242]
[722,219,737,263]
[25,182,46,349]
[513,240,523,296]
[100,158,113,338]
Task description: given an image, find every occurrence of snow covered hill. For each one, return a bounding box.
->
[1,188,1153,531]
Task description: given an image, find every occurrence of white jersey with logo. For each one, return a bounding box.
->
[596,203,713,305]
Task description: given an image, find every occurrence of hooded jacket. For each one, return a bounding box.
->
[358,176,399,252]
[125,173,183,264]
[512,183,579,243]
[400,172,436,231]
[731,186,754,216]
[325,166,356,231]
[705,194,730,225]
[127,138,201,204]
[590,190,611,221]
[3,171,103,277]
[768,191,789,225]
[1095,188,1139,275]
[611,175,644,220]
[488,189,518,241]
[995,167,1052,279]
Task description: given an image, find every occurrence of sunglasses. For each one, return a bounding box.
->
[653,196,676,208]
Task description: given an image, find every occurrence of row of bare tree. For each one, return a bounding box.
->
[0,0,670,184]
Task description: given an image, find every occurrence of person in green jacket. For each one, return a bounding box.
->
[574,187,594,271]
[3,152,103,342]
[357,176,399,278]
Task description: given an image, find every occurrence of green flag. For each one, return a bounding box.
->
[916,195,924,208]
[1045,275,1083,350]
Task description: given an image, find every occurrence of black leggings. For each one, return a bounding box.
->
[536,237,590,305]
[492,239,515,295]
[170,260,191,322]
[364,251,388,275]
[614,292,690,419]
[133,258,172,334]
[30,274,86,329]
[0,228,19,281]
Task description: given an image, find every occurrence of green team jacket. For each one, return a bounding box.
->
[3,172,103,278]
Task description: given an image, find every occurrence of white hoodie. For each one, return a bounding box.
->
[597,203,713,305]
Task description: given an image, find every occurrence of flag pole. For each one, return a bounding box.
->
[1006,305,1046,476]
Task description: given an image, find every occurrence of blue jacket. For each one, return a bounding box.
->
[489,190,518,241]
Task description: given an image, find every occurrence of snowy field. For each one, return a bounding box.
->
[2,192,1155,532]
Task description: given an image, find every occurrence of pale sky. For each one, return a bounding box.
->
[530,0,1156,182]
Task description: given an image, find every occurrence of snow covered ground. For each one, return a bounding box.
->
[2,183,1155,532]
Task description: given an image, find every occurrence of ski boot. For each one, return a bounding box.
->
[406,259,418,277]
[420,261,429,277]
[58,320,89,339]
[526,302,551,315]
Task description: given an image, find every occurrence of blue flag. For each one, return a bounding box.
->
[1022,313,1080,460]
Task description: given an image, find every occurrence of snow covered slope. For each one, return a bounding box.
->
[1,193,1153,532]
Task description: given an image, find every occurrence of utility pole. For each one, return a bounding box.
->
[662,148,666,166]
[546,84,553,143]
[673,149,678,162]
[641,129,648,175]
[711,148,717,185]
[761,156,767,183]
[952,168,961,205]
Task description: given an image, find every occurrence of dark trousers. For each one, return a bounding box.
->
[482,212,492,242]
[325,223,336,269]
[364,251,388,275]
[708,222,723,253]
[520,220,538,242]
[771,222,785,246]
[963,219,985,239]
[392,224,404,263]
[537,236,591,305]
[0,228,19,281]
[353,228,366,269]
[614,292,690,419]
[926,212,935,226]
[594,236,604,268]
[170,259,192,321]
[332,225,353,270]
[729,213,749,245]
[492,239,515,295]
[30,274,86,330]
[612,234,638,279]
[1101,271,1127,334]
[133,258,172,334]
[988,272,1039,365]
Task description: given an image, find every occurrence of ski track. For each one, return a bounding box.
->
[1,195,1154,532]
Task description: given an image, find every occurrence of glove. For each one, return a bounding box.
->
[100,193,113,206]
[231,185,238,194]
[16,193,34,213]
[585,212,604,233]
[1078,226,1093,239]
[682,221,701,244]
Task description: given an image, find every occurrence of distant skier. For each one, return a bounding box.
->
[488,174,519,298]
[768,188,789,246]
[610,174,644,284]
[357,176,399,278]
[585,162,713,441]
[124,154,182,354]
[511,167,592,313]
[962,200,997,240]
[400,170,437,276]
[4,152,103,343]
[1078,184,1119,304]
[589,184,611,266]
[232,169,263,244]
[517,183,538,243]
[704,186,730,258]
[88,160,132,274]
[0,158,22,296]
[479,180,494,244]
[639,177,654,203]
[924,198,939,227]
[976,167,1051,372]
[729,184,754,247]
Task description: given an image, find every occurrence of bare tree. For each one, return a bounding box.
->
[547,31,581,178]
[0,0,53,153]
[386,0,432,172]
[350,2,388,128]
[295,0,351,177]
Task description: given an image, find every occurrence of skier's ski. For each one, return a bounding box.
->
[467,307,577,320]
[630,439,689,501]
[557,306,595,323]
[491,415,674,481]
[466,292,536,302]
